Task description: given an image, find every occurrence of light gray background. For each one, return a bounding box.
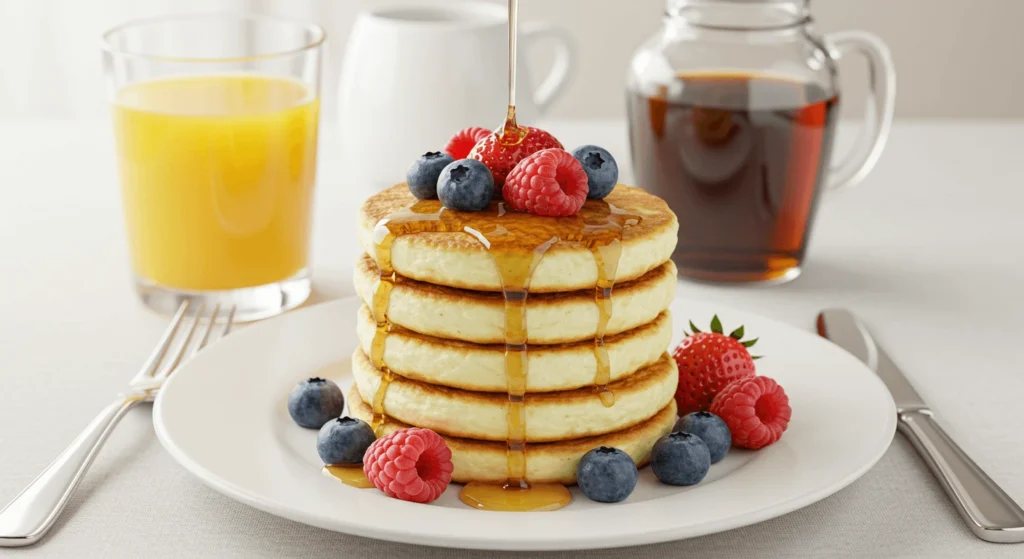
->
[2,0,1021,119]
[2,2,1022,557]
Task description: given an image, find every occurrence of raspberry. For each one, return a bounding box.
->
[503,148,589,216]
[709,376,791,450]
[444,127,491,160]
[469,126,563,188]
[363,428,453,503]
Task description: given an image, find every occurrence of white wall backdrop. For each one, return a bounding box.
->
[1,0,1021,120]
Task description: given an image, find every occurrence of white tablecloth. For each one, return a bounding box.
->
[1,119,1023,558]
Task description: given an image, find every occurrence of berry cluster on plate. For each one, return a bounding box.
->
[286,379,456,504]
[674,316,792,450]
[574,316,792,503]
[406,125,620,216]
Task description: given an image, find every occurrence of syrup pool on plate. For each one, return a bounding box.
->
[323,464,374,489]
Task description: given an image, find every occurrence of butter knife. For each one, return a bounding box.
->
[817,308,1024,543]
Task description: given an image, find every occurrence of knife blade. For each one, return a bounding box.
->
[816,309,926,413]
[817,308,1024,544]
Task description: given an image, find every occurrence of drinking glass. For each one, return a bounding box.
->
[102,14,324,321]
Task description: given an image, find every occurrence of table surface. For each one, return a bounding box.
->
[1,119,1023,558]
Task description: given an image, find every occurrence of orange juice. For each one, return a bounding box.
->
[113,74,319,291]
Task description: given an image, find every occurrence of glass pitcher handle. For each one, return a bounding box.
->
[823,30,896,190]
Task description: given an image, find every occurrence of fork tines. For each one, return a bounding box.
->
[132,301,236,385]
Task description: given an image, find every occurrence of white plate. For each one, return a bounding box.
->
[154,296,895,551]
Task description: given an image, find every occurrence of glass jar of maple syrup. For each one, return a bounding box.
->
[627,0,896,283]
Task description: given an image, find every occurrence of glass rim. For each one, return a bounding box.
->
[100,13,326,64]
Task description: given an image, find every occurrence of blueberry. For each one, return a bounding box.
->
[317,417,376,465]
[576,446,638,503]
[406,151,454,200]
[651,431,711,486]
[675,411,732,464]
[571,145,618,200]
[437,159,493,211]
[287,377,344,429]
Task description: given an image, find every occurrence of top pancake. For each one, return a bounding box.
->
[358,184,679,292]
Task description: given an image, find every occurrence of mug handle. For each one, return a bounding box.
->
[823,30,897,190]
[519,22,578,116]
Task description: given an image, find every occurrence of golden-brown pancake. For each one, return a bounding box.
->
[358,184,678,292]
[351,349,678,442]
[349,386,677,484]
[356,306,672,392]
[354,256,676,344]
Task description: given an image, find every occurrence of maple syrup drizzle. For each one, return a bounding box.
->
[369,223,398,435]
[366,199,639,511]
[369,200,639,508]
[323,464,374,489]
[497,238,554,489]
[591,241,621,407]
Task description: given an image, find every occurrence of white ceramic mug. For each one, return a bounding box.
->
[337,2,577,190]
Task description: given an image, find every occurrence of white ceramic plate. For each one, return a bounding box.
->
[154,296,895,551]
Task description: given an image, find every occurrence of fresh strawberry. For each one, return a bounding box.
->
[444,126,491,160]
[469,126,563,188]
[672,315,759,416]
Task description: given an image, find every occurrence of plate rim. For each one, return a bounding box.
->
[154,296,897,551]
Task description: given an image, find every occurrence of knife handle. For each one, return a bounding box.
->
[899,410,1024,543]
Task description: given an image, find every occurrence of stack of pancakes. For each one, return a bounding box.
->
[349,185,680,484]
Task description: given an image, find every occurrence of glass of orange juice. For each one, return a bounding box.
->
[102,14,324,321]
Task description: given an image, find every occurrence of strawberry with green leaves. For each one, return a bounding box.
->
[672,315,759,416]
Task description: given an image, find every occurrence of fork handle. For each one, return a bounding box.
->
[0,395,143,547]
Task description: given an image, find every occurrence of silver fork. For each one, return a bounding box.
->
[0,301,235,547]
